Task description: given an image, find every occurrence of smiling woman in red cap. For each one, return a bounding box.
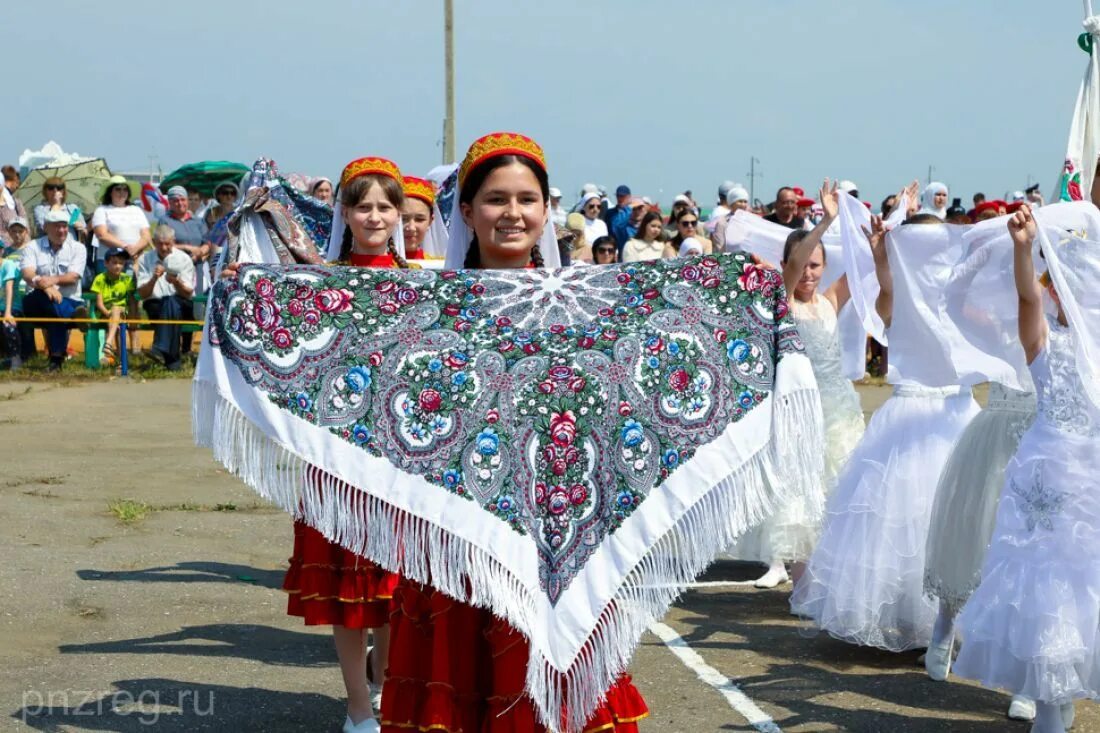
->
[400,176,434,261]
[381,132,646,733]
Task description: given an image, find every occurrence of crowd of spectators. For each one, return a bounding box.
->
[0,166,227,372]
[0,159,1055,376]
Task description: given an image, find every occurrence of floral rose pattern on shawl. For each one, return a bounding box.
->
[207,253,802,603]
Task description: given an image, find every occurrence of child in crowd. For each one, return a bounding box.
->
[89,247,136,366]
[1,218,33,369]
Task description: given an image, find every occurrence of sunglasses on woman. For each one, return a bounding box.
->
[217,189,235,197]
[45,184,65,191]
[679,219,698,227]
[595,248,616,255]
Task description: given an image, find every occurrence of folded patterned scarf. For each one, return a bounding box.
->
[193,253,823,731]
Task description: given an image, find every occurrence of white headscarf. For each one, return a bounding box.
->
[919,182,948,218]
[678,237,704,257]
[580,191,601,218]
[442,137,561,270]
[1034,202,1100,410]
[421,163,458,260]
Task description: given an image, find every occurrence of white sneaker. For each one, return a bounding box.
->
[370,683,383,714]
[1008,695,1037,721]
[754,565,789,589]
[923,638,953,682]
[343,715,381,733]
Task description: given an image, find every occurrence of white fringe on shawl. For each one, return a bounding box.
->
[193,337,822,732]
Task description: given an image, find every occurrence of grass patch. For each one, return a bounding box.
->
[152,500,273,514]
[22,488,58,499]
[164,502,201,512]
[0,353,195,383]
[107,498,151,524]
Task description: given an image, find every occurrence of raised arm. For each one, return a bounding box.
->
[863,215,892,328]
[782,179,838,297]
[1008,205,1046,363]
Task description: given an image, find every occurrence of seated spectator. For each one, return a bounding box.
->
[664,195,694,240]
[204,182,239,229]
[565,212,592,264]
[664,209,710,258]
[160,186,210,299]
[1,165,28,248]
[710,185,750,252]
[591,236,618,265]
[136,225,195,371]
[20,210,89,371]
[33,177,87,241]
[187,189,206,217]
[92,176,150,272]
[203,181,241,271]
[2,217,35,368]
[579,192,609,244]
[621,211,665,263]
[677,237,705,258]
[90,248,137,366]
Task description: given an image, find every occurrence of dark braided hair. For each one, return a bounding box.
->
[338,174,408,268]
[460,154,549,269]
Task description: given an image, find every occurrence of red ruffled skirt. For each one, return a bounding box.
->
[381,579,648,733]
[283,519,399,628]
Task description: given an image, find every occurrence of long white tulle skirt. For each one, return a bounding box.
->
[923,387,1035,614]
[731,400,865,563]
[954,421,1100,703]
[790,385,980,652]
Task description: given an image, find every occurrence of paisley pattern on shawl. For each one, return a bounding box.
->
[207,253,800,603]
[220,158,331,267]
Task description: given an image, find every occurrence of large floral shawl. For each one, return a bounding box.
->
[193,253,823,732]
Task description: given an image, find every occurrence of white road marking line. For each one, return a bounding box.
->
[648,621,782,733]
[641,580,759,589]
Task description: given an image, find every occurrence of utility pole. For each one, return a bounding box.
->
[747,156,762,204]
[442,0,456,164]
[927,165,935,185]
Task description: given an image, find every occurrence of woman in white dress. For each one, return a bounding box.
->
[734,181,866,588]
[921,224,1038,721]
[955,205,1100,733]
[790,209,980,652]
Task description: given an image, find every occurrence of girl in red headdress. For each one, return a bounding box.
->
[283,157,408,733]
[380,134,648,733]
[401,176,434,261]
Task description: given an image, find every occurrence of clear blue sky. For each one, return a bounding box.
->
[6,0,1088,208]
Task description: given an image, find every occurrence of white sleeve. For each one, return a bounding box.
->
[180,253,196,289]
[91,206,107,229]
[135,253,154,288]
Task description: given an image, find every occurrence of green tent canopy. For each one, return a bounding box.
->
[160,161,250,197]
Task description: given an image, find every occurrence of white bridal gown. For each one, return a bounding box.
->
[955,318,1100,703]
[733,294,865,563]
